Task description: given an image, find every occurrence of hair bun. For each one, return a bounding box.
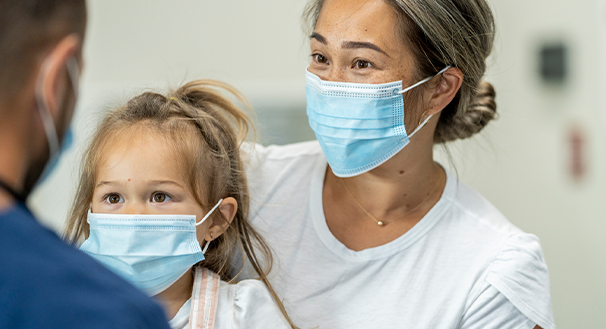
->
[438,81,497,142]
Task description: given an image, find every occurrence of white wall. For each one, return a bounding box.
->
[28,0,605,327]
[434,1,606,327]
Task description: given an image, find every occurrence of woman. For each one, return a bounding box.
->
[240,0,554,328]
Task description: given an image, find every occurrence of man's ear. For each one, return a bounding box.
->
[424,67,464,118]
[204,197,238,242]
[37,34,82,117]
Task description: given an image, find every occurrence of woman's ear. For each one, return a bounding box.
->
[425,67,464,117]
[204,197,238,242]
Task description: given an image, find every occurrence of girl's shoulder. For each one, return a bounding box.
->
[215,277,291,329]
[190,267,290,329]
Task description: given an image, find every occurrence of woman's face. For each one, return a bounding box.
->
[308,0,417,86]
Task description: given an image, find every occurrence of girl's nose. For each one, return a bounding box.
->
[123,202,147,215]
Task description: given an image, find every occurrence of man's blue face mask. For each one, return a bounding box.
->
[306,66,450,177]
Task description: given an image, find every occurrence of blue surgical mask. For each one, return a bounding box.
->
[80,199,223,296]
[35,56,80,185]
[306,66,450,177]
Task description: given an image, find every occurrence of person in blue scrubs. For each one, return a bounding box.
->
[0,1,170,328]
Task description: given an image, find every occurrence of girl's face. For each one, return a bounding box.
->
[91,128,211,243]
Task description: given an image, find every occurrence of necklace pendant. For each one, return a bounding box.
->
[377,221,384,226]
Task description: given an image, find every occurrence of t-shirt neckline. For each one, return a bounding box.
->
[168,297,191,329]
[309,156,456,262]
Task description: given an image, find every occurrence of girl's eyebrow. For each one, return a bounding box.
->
[147,180,184,188]
[94,180,185,189]
[95,181,117,188]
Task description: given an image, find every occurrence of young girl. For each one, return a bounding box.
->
[64,80,297,329]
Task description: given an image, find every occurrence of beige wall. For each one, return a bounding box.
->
[29,0,605,327]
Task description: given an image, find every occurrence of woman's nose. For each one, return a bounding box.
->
[323,67,347,82]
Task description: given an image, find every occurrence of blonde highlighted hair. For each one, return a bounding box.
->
[64,80,297,329]
[304,0,497,143]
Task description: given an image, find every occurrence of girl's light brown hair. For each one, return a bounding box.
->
[64,79,297,329]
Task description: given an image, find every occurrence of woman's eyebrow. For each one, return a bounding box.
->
[310,32,389,57]
[310,32,327,44]
[342,41,389,57]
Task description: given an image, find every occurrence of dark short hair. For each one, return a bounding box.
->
[0,0,86,98]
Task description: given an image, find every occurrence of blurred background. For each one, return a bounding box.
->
[28,0,606,327]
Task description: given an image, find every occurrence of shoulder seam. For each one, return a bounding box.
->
[446,196,514,236]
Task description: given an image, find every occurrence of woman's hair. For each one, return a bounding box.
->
[64,80,297,329]
[303,0,497,143]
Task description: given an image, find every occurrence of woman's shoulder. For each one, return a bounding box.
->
[216,279,291,329]
[242,140,325,194]
[484,233,555,329]
[442,168,524,237]
[242,140,323,167]
[437,171,555,329]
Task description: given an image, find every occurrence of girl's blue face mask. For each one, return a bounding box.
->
[306,66,450,177]
[80,199,223,296]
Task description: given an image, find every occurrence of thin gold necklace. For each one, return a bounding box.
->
[339,177,442,227]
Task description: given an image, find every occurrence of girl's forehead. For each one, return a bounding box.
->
[95,127,186,183]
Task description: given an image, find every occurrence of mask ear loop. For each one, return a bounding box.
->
[398,66,451,138]
[196,199,223,254]
[34,56,81,160]
[398,66,451,95]
[65,56,80,98]
[35,59,60,158]
[408,113,433,138]
[202,241,211,254]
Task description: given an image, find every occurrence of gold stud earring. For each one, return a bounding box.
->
[418,110,431,126]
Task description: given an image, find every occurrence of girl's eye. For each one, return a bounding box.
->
[354,60,371,69]
[105,194,123,204]
[313,54,328,64]
[152,192,172,203]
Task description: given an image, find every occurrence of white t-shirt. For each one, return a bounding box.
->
[239,141,555,329]
[168,272,290,329]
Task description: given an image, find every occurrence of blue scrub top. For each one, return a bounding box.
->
[0,202,170,329]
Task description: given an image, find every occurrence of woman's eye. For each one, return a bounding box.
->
[354,60,371,69]
[313,54,328,64]
[152,193,172,203]
[105,194,123,204]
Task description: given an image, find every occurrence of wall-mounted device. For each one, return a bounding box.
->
[538,41,568,84]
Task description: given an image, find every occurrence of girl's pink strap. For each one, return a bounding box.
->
[189,267,220,329]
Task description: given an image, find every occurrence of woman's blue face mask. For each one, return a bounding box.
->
[306,66,450,177]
